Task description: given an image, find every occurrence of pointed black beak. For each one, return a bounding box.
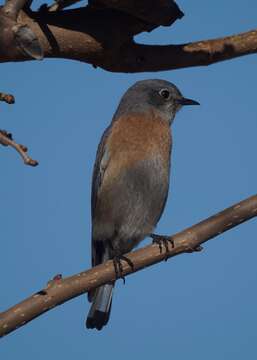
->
[178,97,200,106]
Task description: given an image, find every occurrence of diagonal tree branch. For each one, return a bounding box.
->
[1,194,257,337]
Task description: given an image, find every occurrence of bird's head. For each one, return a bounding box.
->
[114,79,199,125]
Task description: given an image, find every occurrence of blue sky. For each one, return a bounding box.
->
[1,0,257,358]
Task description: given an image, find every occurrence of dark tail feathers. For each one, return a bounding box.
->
[86,283,114,330]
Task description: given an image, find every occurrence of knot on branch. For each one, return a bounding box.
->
[0,4,43,61]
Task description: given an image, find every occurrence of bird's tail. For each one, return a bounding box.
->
[86,283,114,330]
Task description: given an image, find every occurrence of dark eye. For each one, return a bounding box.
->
[159,89,170,100]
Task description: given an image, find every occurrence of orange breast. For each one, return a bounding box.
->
[107,110,171,173]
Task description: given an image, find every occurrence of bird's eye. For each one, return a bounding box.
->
[159,89,170,100]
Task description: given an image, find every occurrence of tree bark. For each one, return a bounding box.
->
[1,194,256,338]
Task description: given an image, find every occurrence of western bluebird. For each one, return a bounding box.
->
[86,79,199,330]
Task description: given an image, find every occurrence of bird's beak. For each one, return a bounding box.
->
[178,97,200,106]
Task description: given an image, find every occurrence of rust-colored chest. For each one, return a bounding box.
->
[107,111,172,166]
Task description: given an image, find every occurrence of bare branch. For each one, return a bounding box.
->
[96,29,257,72]
[0,194,256,337]
[0,7,256,72]
[0,129,38,166]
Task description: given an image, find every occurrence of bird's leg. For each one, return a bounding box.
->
[112,255,134,284]
[119,255,134,272]
[109,241,134,284]
[112,256,121,280]
[150,233,175,261]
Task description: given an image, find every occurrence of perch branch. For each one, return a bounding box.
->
[1,194,257,337]
[0,130,38,166]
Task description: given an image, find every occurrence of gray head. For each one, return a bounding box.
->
[113,79,199,125]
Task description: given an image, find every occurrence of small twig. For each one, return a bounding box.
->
[0,130,38,166]
[0,91,38,166]
[0,93,15,104]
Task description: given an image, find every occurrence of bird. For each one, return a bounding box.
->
[86,79,199,330]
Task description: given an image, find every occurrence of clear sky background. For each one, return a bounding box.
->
[1,0,257,358]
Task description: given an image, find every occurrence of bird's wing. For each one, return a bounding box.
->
[91,125,111,267]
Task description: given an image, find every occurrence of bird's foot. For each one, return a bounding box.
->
[150,233,174,261]
[113,255,134,284]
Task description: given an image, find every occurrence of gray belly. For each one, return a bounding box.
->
[93,156,170,254]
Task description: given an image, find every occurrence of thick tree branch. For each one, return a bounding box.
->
[1,0,44,60]
[1,194,257,337]
[108,30,257,72]
[0,6,256,71]
[49,0,184,26]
